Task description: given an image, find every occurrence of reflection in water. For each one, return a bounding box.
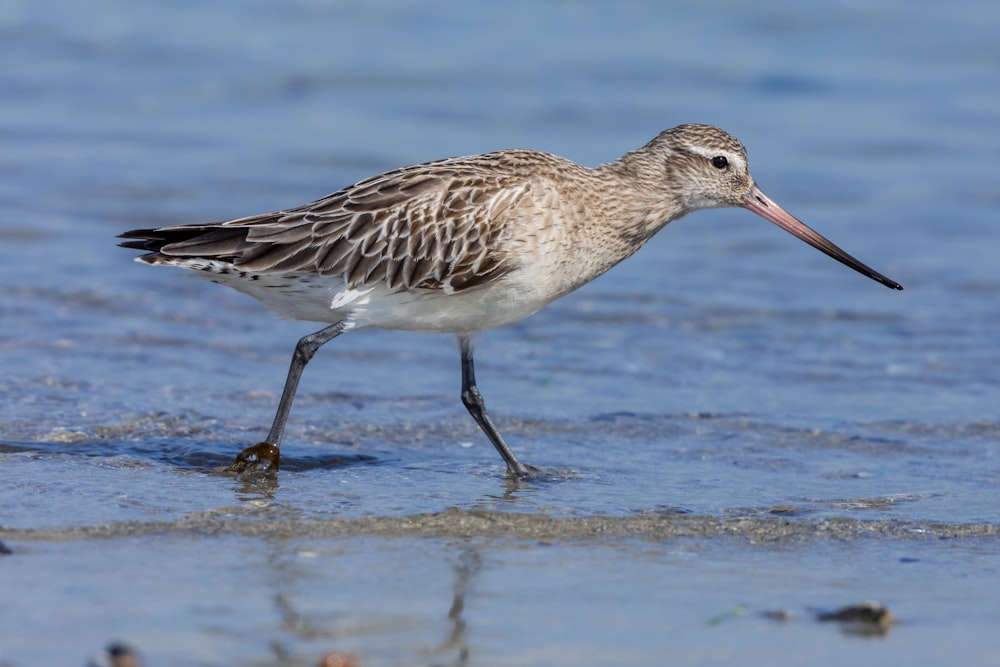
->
[426,548,482,666]
[473,465,582,511]
[233,474,280,503]
[260,544,483,666]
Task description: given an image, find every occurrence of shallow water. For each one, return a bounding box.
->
[1,1,999,665]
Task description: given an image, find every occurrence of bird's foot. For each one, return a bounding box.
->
[507,462,542,479]
[228,441,280,476]
[504,463,580,484]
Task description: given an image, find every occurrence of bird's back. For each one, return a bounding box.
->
[119,149,612,330]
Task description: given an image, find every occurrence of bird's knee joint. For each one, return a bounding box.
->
[461,387,485,412]
[294,337,321,364]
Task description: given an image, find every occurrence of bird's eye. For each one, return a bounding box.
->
[711,155,728,169]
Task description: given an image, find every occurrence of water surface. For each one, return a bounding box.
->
[1,1,998,665]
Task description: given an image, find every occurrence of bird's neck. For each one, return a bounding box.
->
[591,153,691,248]
[522,156,692,299]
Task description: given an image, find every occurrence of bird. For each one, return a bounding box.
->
[119,124,902,478]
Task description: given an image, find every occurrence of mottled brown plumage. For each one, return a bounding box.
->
[122,151,560,295]
[119,124,901,478]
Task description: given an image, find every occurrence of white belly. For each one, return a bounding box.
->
[177,259,554,333]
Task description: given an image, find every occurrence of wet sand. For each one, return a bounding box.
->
[4,506,997,544]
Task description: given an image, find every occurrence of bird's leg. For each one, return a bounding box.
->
[229,320,348,475]
[458,335,535,477]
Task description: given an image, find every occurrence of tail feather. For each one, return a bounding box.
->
[118,225,252,261]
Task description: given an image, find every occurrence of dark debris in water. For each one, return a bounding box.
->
[815,601,895,637]
[758,601,895,637]
[815,601,893,625]
[86,641,142,667]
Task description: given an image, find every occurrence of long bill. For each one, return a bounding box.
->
[743,184,903,290]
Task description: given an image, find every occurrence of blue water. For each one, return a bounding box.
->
[1,1,999,665]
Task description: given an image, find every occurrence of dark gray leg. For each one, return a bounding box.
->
[230,320,348,474]
[458,335,533,477]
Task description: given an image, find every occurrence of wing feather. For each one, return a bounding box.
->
[118,151,557,293]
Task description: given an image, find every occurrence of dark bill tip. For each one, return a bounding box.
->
[744,185,902,291]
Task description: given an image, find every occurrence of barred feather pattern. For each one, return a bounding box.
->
[121,152,568,295]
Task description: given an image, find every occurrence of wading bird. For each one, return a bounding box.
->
[120,124,902,477]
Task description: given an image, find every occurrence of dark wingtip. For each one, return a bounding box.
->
[117,229,166,252]
[117,228,154,239]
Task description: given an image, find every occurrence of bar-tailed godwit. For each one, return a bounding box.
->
[120,124,902,477]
